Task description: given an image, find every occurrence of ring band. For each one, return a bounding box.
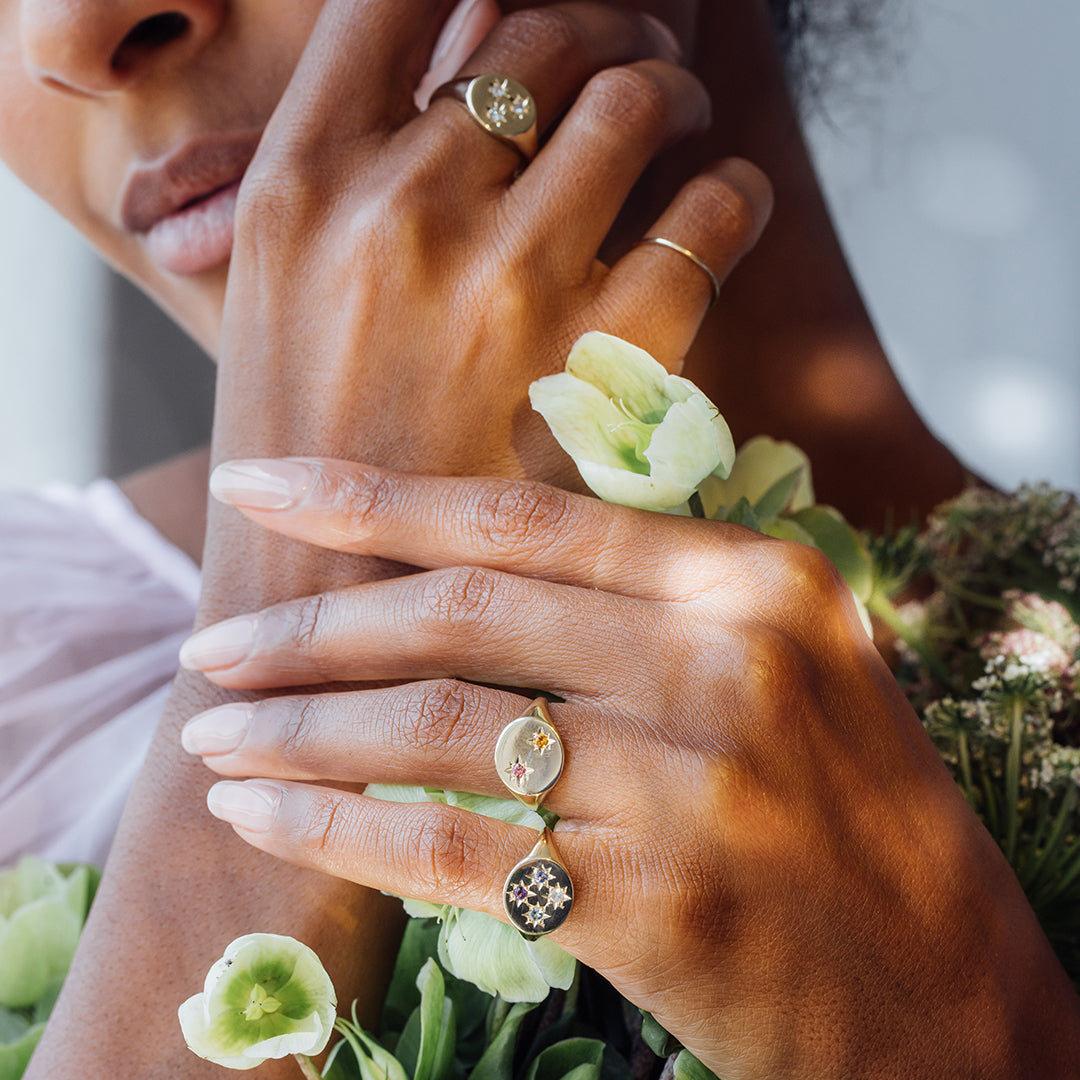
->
[503,828,574,938]
[494,697,563,810]
[431,73,539,162]
[635,237,721,306]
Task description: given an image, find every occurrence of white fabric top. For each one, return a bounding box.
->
[0,479,198,868]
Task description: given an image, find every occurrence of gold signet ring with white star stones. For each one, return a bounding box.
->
[494,697,564,810]
[431,74,539,161]
[503,828,574,939]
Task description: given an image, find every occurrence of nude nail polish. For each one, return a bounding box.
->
[207,781,281,833]
[182,703,255,756]
[179,614,259,671]
[210,459,314,511]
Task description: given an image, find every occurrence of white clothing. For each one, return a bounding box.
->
[0,480,198,868]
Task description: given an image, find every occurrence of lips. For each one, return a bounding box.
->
[120,133,261,276]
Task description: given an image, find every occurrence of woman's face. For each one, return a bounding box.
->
[0,0,520,351]
[0,0,692,353]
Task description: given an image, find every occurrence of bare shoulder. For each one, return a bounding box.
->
[118,445,211,565]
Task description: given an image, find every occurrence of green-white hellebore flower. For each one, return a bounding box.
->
[0,857,95,1010]
[178,934,336,1070]
[529,332,735,512]
[366,786,576,1003]
[698,435,814,523]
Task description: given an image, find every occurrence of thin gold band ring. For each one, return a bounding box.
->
[636,236,721,306]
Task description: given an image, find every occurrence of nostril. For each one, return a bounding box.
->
[111,12,191,73]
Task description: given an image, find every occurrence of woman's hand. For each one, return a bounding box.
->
[179,457,1080,1079]
[215,0,771,481]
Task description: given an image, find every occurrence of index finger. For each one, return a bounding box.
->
[263,0,457,153]
[207,457,766,601]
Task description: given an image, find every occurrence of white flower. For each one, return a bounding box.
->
[366,786,576,1003]
[178,934,336,1070]
[0,857,94,1010]
[697,435,813,522]
[529,332,734,511]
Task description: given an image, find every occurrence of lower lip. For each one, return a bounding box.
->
[144,179,240,276]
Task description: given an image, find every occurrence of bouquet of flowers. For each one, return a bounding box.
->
[870,484,1080,981]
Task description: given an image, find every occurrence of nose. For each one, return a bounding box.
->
[21,0,225,96]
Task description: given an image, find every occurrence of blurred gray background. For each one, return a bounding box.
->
[1,0,1077,493]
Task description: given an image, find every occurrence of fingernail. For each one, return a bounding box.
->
[179,615,259,671]
[431,0,483,66]
[642,14,682,62]
[182,703,255,756]
[207,781,281,833]
[210,459,314,511]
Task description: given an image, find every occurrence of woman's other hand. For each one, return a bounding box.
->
[180,457,1080,1079]
[216,0,771,481]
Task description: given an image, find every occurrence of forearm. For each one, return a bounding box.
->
[27,359,558,1077]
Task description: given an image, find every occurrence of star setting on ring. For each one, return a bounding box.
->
[505,861,573,934]
[484,78,532,130]
[505,757,533,788]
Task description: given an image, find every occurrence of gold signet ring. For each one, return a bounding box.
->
[503,828,574,939]
[431,74,539,162]
[494,697,564,810]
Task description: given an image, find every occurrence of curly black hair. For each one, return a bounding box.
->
[767,0,893,104]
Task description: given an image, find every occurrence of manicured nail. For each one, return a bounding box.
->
[642,14,682,61]
[431,0,483,66]
[207,781,281,833]
[182,703,255,756]
[179,615,259,671]
[210,459,314,511]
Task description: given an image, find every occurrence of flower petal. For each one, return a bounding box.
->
[644,399,727,496]
[700,436,814,517]
[564,332,674,423]
[529,373,644,473]
[438,910,552,1002]
[576,459,698,511]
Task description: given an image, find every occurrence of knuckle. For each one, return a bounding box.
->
[685,172,760,253]
[291,593,328,653]
[583,66,669,138]
[474,481,571,554]
[330,466,399,533]
[494,7,581,65]
[397,680,476,759]
[778,541,846,604]
[411,809,484,901]
[423,566,499,626]
[276,696,324,764]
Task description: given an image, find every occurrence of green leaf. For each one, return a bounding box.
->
[523,1037,604,1080]
[394,1009,422,1077]
[638,1012,679,1058]
[466,1001,538,1080]
[724,497,760,530]
[788,506,874,601]
[752,466,805,525]
[672,1049,721,1080]
[351,1027,411,1080]
[413,960,456,1080]
[382,919,442,1035]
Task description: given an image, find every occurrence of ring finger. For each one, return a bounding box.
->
[182,680,632,818]
[414,2,685,182]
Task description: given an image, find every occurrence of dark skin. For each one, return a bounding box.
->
[14,0,1071,1076]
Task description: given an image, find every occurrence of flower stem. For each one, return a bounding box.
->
[1004,698,1025,864]
[294,1054,322,1080]
[865,591,954,689]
